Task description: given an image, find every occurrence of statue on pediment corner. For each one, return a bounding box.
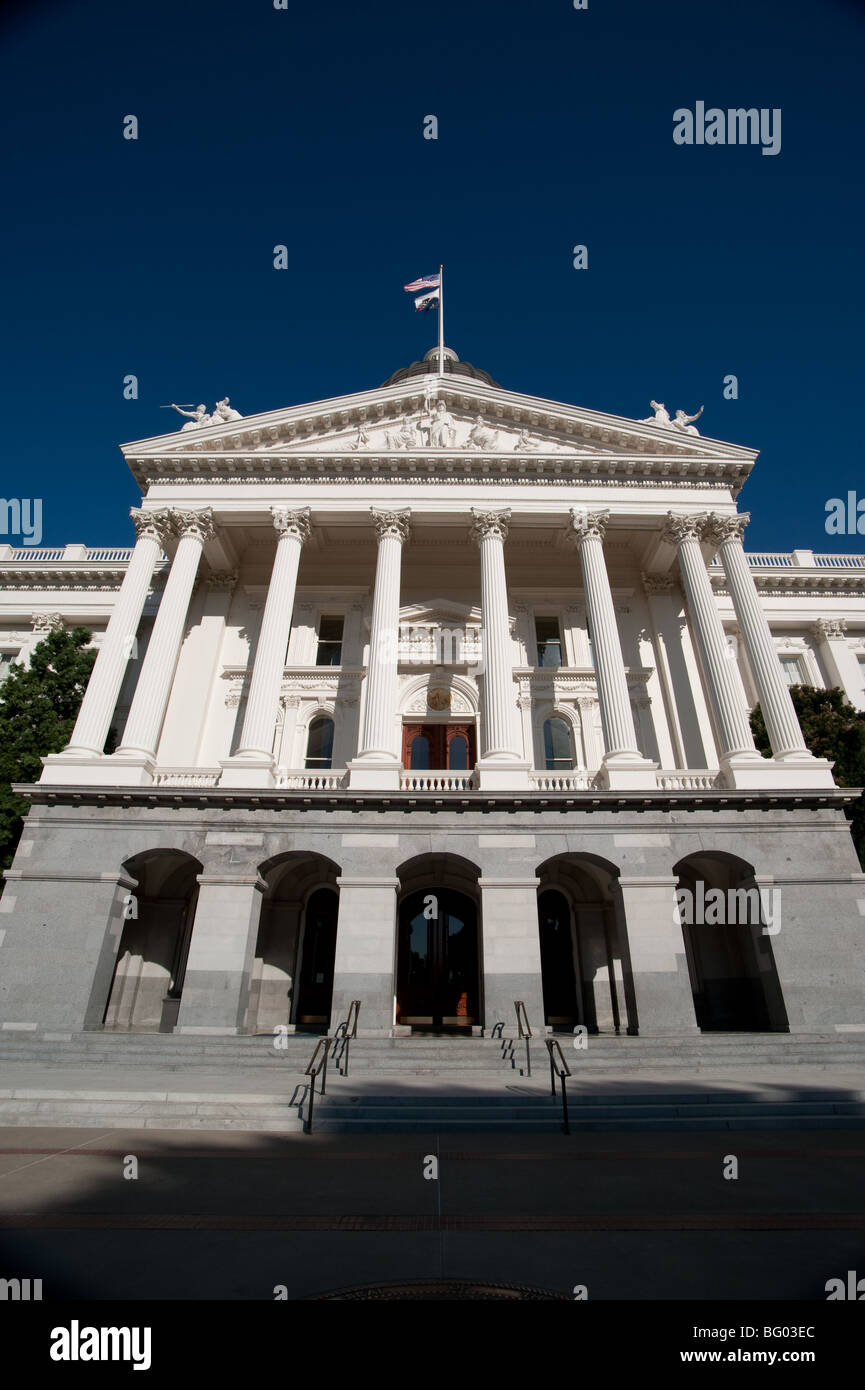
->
[169,403,212,430]
[212,397,243,424]
[641,400,673,428]
[673,406,704,436]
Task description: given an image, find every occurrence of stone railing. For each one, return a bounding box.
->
[1,546,139,563]
[529,770,596,791]
[153,768,222,787]
[656,770,720,790]
[400,771,476,791]
[275,769,347,790]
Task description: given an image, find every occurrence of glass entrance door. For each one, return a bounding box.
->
[396,889,479,1029]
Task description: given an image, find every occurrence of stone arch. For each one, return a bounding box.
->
[103,848,203,1033]
[535,852,635,1034]
[250,851,341,1033]
[395,853,482,1030]
[673,851,788,1032]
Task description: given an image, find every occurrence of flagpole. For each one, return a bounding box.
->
[438,264,444,376]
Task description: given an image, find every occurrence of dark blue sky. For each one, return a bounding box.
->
[1,0,863,550]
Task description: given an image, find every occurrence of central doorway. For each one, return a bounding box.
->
[396,888,479,1030]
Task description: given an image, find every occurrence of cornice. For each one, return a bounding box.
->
[12,782,857,815]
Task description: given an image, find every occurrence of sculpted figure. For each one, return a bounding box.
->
[514,428,540,452]
[468,414,498,451]
[350,425,370,450]
[212,396,243,423]
[429,400,456,448]
[385,417,419,449]
[673,406,704,435]
[641,400,673,427]
[169,403,211,430]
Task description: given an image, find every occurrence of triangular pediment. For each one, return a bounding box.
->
[122,376,755,462]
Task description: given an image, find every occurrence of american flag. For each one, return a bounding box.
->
[403,273,440,292]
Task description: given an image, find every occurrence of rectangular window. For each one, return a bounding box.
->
[535,616,563,668]
[315,615,344,667]
[0,650,19,684]
[779,655,805,686]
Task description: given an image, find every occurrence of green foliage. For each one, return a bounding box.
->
[0,628,96,877]
[750,685,865,866]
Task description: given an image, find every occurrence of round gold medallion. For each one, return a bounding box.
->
[427,687,452,711]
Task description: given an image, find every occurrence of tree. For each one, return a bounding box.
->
[0,628,96,878]
[750,685,865,867]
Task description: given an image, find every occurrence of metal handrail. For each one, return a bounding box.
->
[303,1035,334,1134]
[545,1038,572,1135]
[514,1000,532,1077]
[333,1000,361,1076]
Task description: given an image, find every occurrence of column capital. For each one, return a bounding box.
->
[171,507,215,544]
[641,572,675,596]
[272,506,311,543]
[130,507,173,546]
[661,511,707,547]
[370,508,411,544]
[812,617,848,641]
[704,511,750,547]
[204,570,238,592]
[470,507,511,545]
[567,508,609,546]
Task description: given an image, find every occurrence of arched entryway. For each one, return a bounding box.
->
[674,852,788,1032]
[395,855,482,1031]
[251,853,341,1034]
[103,849,202,1033]
[536,854,636,1034]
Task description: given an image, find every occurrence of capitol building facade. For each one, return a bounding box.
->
[1,348,864,1041]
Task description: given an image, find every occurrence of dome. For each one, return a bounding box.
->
[381,346,500,389]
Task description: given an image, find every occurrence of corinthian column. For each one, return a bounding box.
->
[221,508,310,788]
[41,508,172,783]
[114,508,214,783]
[705,513,833,787]
[348,509,410,790]
[568,510,655,789]
[662,513,760,785]
[469,509,529,789]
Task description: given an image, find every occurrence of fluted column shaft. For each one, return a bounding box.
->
[64,510,171,755]
[471,510,520,759]
[356,510,410,760]
[570,511,641,759]
[118,509,214,760]
[707,514,809,758]
[236,509,310,760]
[663,514,756,759]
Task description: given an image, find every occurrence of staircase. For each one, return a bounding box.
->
[1,1029,864,1132]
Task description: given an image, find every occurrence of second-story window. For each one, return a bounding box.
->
[779,655,805,686]
[535,616,563,668]
[316,615,344,666]
[305,715,335,769]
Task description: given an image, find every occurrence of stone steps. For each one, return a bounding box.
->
[3,1085,865,1133]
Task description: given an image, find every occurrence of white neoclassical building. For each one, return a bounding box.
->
[1,347,864,1041]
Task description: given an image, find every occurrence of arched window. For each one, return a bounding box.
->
[543,716,574,771]
[409,734,430,769]
[305,715,334,769]
[448,734,469,770]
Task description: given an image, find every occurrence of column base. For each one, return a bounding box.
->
[219,757,276,789]
[40,752,156,786]
[346,758,404,791]
[595,754,658,791]
[475,759,532,791]
[719,752,836,790]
